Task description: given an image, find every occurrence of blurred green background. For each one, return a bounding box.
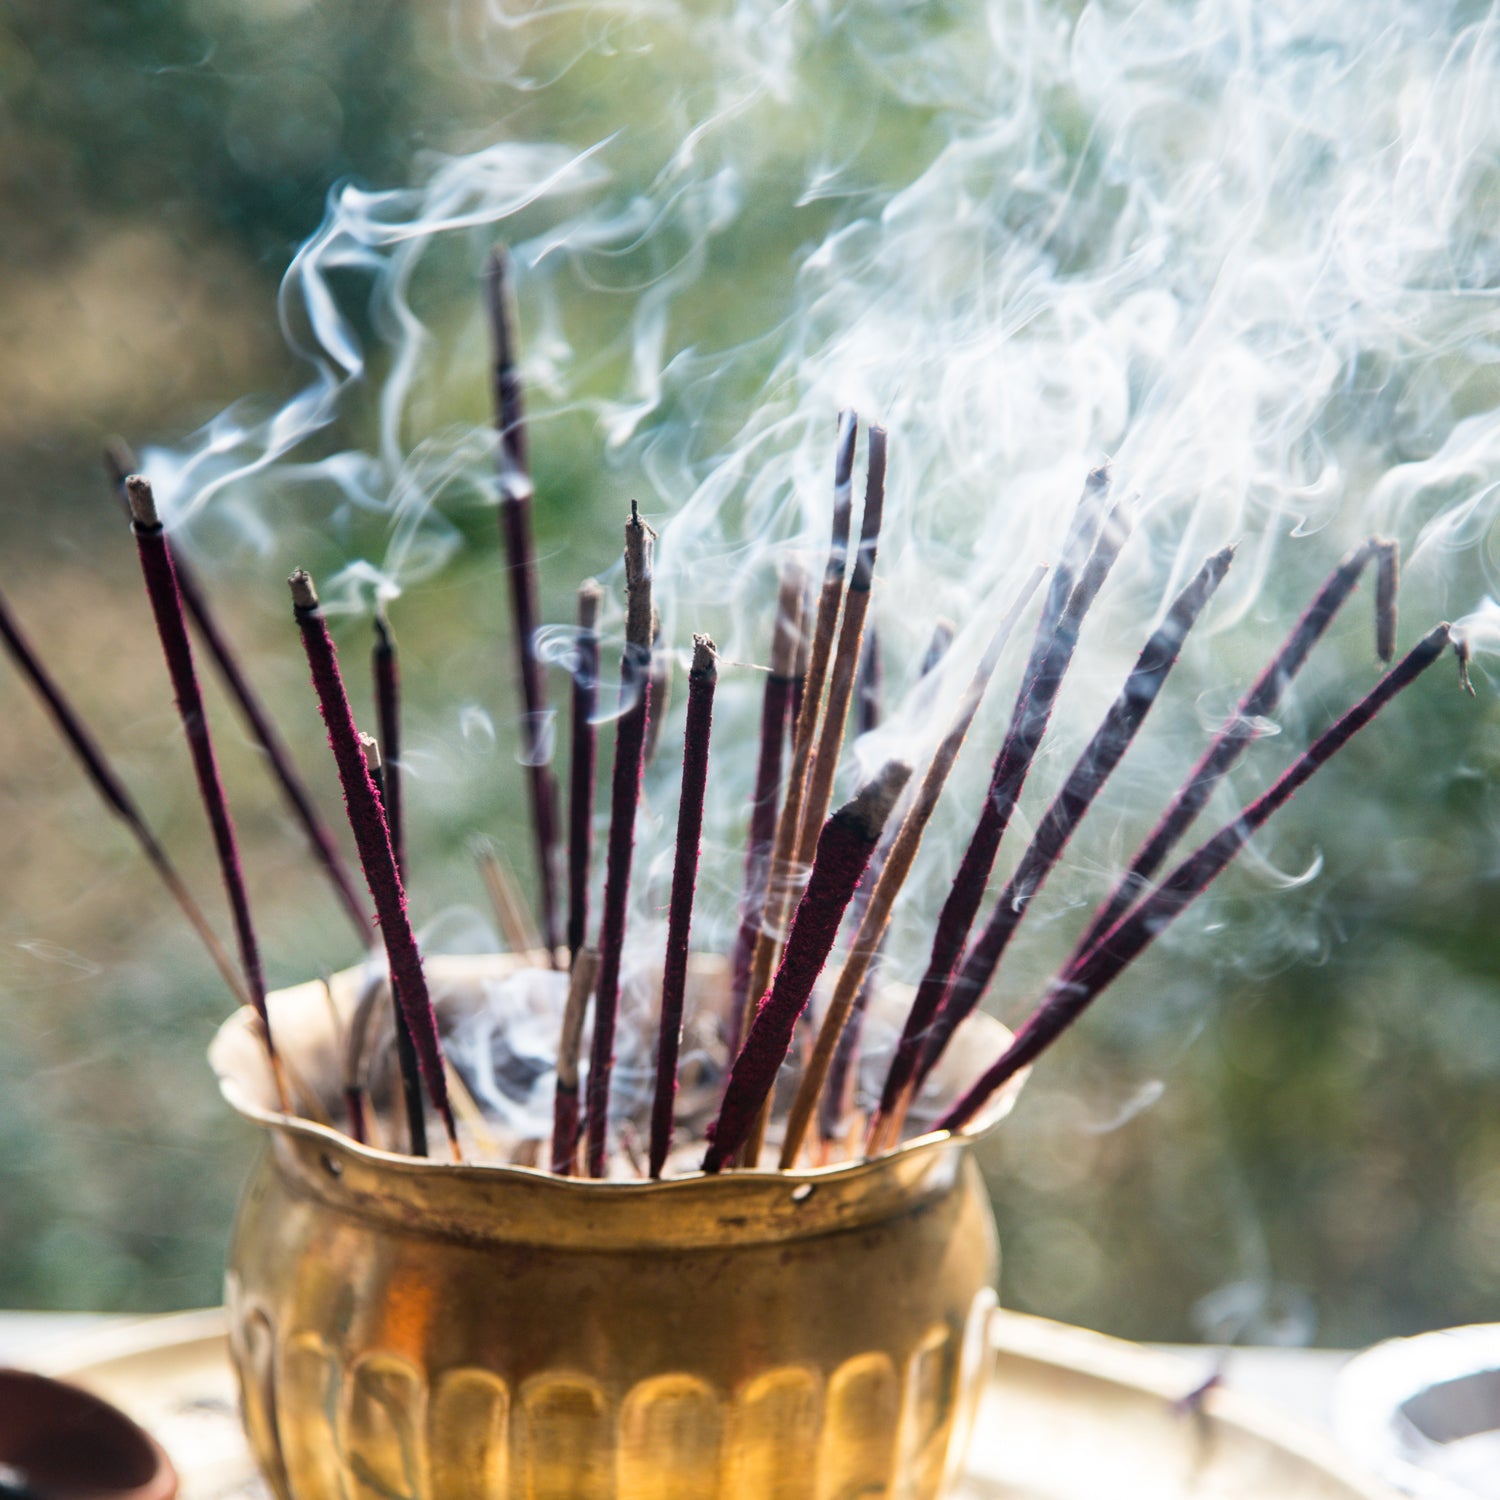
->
[1,0,1498,1350]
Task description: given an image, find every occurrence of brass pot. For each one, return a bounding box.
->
[211,955,1024,1500]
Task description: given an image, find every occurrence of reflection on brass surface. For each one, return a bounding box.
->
[215,955,1014,1500]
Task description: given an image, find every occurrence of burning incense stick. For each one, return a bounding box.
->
[873,487,1131,1141]
[703,759,911,1173]
[1375,539,1399,665]
[743,415,859,1045]
[936,622,1457,1134]
[290,568,459,1159]
[1069,536,1396,966]
[907,544,1236,1098]
[780,566,1047,1167]
[795,426,888,868]
[372,611,405,880]
[649,635,718,1177]
[0,585,251,1011]
[106,447,372,945]
[568,580,603,961]
[585,502,656,1177]
[473,836,544,953]
[552,948,600,1175]
[643,611,672,769]
[485,246,562,959]
[125,477,273,1044]
[727,561,806,1056]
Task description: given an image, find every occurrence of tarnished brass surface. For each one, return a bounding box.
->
[213,955,1017,1500]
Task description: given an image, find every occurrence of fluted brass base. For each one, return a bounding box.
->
[213,955,1022,1500]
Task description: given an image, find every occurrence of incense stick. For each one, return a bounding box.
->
[780,566,1047,1167]
[473,837,544,953]
[372,611,405,880]
[485,246,562,959]
[585,503,655,1177]
[727,561,806,1058]
[567,580,603,962]
[649,635,718,1177]
[704,760,910,1173]
[290,568,459,1159]
[795,426,888,867]
[552,949,599,1175]
[908,544,1236,1099]
[0,584,251,1011]
[936,623,1457,1134]
[642,610,672,769]
[872,489,1131,1142]
[126,478,273,1054]
[106,447,372,945]
[742,415,859,1059]
[1068,537,1395,966]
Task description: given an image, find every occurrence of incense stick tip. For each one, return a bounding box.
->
[288,569,319,611]
[839,759,912,840]
[1086,459,1112,493]
[124,474,159,527]
[1454,632,1475,695]
[690,633,718,676]
[359,731,382,770]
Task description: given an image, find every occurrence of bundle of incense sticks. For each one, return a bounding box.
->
[2,252,1471,1179]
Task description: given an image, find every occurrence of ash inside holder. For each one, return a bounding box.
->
[0,247,1472,1182]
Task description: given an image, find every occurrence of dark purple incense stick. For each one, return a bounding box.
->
[0,583,251,1011]
[372,612,406,881]
[936,622,1456,1134]
[911,544,1236,1092]
[290,569,459,1158]
[873,487,1131,1139]
[552,949,599,1175]
[126,477,270,1035]
[485,246,562,959]
[585,504,655,1177]
[703,760,910,1173]
[106,447,371,944]
[567,581,602,962]
[649,635,718,1177]
[727,561,805,1058]
[1069,537,1396,965]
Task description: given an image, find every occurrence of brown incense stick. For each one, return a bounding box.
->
[872,487,1131,1143]
[567,580,603,961]
[703,759,910,1173]
[363,733,429,1158]
[290,568,460,1160]
[642,610,672,768]
[795,426,888,869]
[937,623,1457,1133]
[741,415,859,1065]
[0,584,251,1011]
[907,544,1236,1100]
[125,478,273,1046]
[1068,536,1396,967]
[474,837,544,953]
[585,503,656,1177]
[649,635,718,1177]
[780,565,1047,1167]
[727,561,806,1058]
[552,948,600,1175]
[485,246,562,959]
[105,447,372,945]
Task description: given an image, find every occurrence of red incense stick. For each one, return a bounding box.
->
[1070,536,1397,964]
[936,622,1457,1133]
[125,478,271,1035]
[106,447,371,945]
[485,246,562,959]
[585,503,655,1177]
[648,635,718,1177]
[873,487,1131,1140]
[703,760,910,1173]
[567,580,603,962]
[911,544,1236,1093]
[727,561,806,1057]
[289,568,459,1159]
[0,584,251,1012]
[372,611,405,880]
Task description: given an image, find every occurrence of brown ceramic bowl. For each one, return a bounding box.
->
[0,1369,176,1500]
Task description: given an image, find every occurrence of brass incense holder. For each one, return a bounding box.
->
[211,954,1024,1500]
